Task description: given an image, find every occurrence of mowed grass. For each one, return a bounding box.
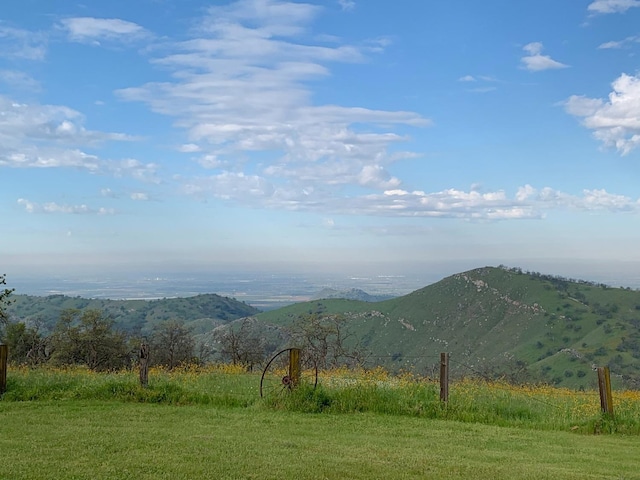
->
[3,402,640,480]
[3,365,640,479]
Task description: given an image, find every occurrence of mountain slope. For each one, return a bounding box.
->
[6,293,260,335]
[7,266,640,389]
[256,266,640,388]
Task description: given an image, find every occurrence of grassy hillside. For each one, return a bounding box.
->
[6,293,260,335]
[256,266,640,389]
[7,265,640,389]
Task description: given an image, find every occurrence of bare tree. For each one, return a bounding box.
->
[215,318,266,371]
[286,314,367,369]
[150,319,194,369]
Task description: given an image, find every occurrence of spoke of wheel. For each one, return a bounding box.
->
[260,348,318,398]
[260,349,291,398]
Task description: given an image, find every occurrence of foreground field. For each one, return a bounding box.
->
[3,401,640,480]
[2,366,640,478]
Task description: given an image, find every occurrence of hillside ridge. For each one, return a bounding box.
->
[255,266,640,388]
[6,292,260,335]
[6,266,640,389]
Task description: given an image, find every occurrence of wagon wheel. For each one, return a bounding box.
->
[260,348,318,398]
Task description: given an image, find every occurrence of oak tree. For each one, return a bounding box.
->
[49,309,130,371]
[0,274,14,327]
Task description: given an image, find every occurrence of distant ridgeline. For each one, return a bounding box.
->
[6,293,260,335]
[311,287,395,303]
[6,266,640,389]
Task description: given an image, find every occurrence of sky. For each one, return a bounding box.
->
[2,0,640,286]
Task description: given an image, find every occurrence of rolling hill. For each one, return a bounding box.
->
[255,266,640,389]
[6,265,640,389]
[5,293,260,335]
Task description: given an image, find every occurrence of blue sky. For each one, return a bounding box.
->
[2,0,640,285]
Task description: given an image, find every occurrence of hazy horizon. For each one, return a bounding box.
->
[5,259,640,309]
[3,1,640,286]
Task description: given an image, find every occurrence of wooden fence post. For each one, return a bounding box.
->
[289,348,301,388]
[139,342,149,388]
[0,343,8,395]
[597,366,614,416]
[440,352,449,403]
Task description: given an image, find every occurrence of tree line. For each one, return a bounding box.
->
[1,308,197,371]
[1,275,366,372]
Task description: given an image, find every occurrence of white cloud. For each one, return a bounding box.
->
[0,26,47,60]
[0,70,41,91]
[109,159,160,183]
[0,95,142,175]
[206,0,321,36]
[598,36,640,49]
[59,17,149,44]
[338,0,356,11]
[599,40,625,49]
[17,198,115,215]
[179,171,640,219]
[357,165,401,189]
[0,147,102,170]
[368,186,639,218]
[364,36,393,53]
[358,188,535,219]
[520,42,568,72]
[516,184,536,201]
[130,192,149,201]
[117,0,430,211]
[510,186,639,212]
[197,154,222,169]
[582,189,637,211]
[459,75,497,83]
[0,95,134,148]
[182,172,274,203]
[588,0,640,14]
[179,143,201,153]
[459,74,499,93]
[565,73,640,154]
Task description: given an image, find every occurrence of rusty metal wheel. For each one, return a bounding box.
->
[260,348,318,398]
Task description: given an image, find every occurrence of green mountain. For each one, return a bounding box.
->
[256,266,640,389]
[6,266,640,389]
[6,293,260,335]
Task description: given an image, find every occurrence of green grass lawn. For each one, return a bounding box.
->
[3,366,640,479]
[2,401,640,479]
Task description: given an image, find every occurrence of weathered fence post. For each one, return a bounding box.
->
[0,343,8,395]
[289,348,301,388]
[597,366,614,416]
[139,342,149,388]
[440,352,449,403]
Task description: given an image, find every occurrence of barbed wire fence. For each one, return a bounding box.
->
[344,350,622,415]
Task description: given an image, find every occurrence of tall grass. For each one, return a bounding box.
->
[3,364,640,434]
[2,364,257,407]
